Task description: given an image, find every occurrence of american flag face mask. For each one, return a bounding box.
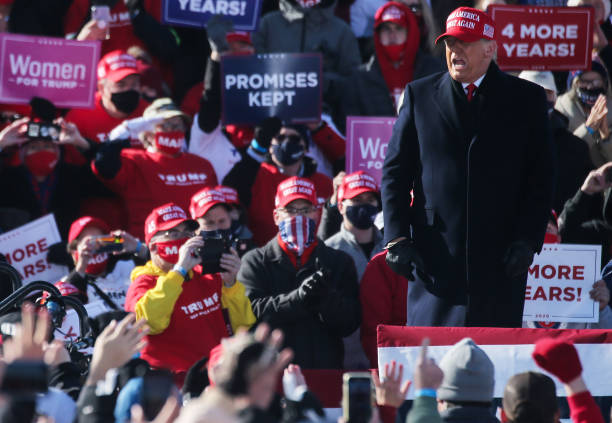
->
[278,215,316,256]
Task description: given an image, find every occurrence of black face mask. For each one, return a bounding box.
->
[110,90,140,115]
[271,134,305,166]
[577,87,605,107]
[345,203,379,230]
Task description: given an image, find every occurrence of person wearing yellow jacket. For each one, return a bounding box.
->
[125,202,255,382]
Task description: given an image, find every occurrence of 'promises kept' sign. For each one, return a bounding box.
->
[221,53,322,126]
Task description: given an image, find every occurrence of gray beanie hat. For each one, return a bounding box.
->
[437,338,495,402]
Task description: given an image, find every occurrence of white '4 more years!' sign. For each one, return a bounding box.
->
[523,244,601,323]
[0,214,68,284]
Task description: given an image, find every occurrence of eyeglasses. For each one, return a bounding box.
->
[156,229,193,240]
[279,206,319,216]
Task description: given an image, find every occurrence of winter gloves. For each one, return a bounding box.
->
[532,338,583,383]
[206,15,233,54]
[385,239,425,281]
[297,259,330,307]
[503,240,535,278]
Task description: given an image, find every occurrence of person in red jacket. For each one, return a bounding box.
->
[65,50,148,144]
[248,125,333,246]
[92,98,218,239]
[125,202,255,382]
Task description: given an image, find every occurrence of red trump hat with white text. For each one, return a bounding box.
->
[435,7,496,45]
[275,177,318,209]
[144,202,198,244]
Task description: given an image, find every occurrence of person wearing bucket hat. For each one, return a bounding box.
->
[382,6,555,327]
[91,97,218,239]
[238,176,360,369]
[125,202,255,378]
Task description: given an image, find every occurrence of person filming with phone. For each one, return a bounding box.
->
[55,216,149,314]
[125,202,255,383]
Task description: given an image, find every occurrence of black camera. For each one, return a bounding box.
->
[195,231,249,274]
[26,121,60,142]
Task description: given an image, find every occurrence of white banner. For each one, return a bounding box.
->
[378,343,612,399]
[0,214,68,284]
[523,244,601,323]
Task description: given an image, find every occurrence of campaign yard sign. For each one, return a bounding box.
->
[221,53,322,125]
[0,34,100,108]
[488,5,593,71]
[162,0,262,31]
[377,326,612,399]
[523,244,601,323]
[345,116,396,185]
[0,214,68,284]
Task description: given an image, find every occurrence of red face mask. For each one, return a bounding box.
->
[382,43,406,62]
[155,238,187,264]
[154,131,185,156]
[544,232,561,244]
[24,150,58,178]
[75,252,109,275]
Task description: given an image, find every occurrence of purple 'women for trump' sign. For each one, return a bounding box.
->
[0,34,100,109]
[345,116,397,185]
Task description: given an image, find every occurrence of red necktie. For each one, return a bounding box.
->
[466,83,477,101]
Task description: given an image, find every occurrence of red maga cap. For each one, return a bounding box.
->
[275,177,318,209]
[375,2,411,29]
[68,216,110,243]
[189,188,227,219]
[226,31,252,45]
[435,7,496,45]
[144,202,197,244]
[97,50,140,82]
[338,171,379,203]
[215,185,240,206]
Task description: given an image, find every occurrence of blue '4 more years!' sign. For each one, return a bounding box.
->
[221,53,322,126]
[162,0,262,31]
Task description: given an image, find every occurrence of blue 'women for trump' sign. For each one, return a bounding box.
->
[162,0,262,31]
[221,53,322,126]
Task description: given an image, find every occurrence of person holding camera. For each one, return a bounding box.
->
[125,202,255,382]
[55,216,148,315]
[0,112,107,238]
[238,176,360,369]
[189,187,255,257]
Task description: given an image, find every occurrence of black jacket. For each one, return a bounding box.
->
[550,110,593,214]
[559,189,612,266]
[382,62,555,299]
[0,158,110,239]
[238,237,361,369]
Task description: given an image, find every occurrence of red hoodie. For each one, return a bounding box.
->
[360,250,409,368]
[92,149,217,238]
[374,2,421,108]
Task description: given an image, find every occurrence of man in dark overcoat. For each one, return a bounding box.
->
[381,7,555,327]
